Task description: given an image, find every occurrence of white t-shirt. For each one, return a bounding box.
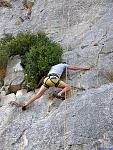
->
[27,0,34,3]
[48,63,69,77]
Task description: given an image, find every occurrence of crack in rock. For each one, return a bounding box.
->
[98,29,108,44]
[11,128,27,146]
[96,45,104,66]
[100,50,113,55]
[20,130,28,150]
[95,45,104,87]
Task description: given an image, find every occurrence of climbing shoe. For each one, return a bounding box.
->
[22,105,27,111]
[53,93,65,100]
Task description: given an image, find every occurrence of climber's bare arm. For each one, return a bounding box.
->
[67,65,91,71]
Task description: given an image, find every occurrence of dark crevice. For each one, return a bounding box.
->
[98,30,108,44]
[81,45,89,49]
[11,128,27,145]
[100,50,113,55]
[96,45,104,66]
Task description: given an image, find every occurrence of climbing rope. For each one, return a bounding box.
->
[62,0,70,149]
[64,59,68,150]
[61,0,67,149]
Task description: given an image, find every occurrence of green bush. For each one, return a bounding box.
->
[24,37,62,87]
[0,32,38,57]
[0,32,62,88]
[0,33,14,57]
[0,50,8,68]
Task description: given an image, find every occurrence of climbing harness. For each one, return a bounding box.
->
[49,73,61,87]
[43,73,61,88]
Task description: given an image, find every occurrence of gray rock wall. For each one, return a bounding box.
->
[0,0,113,48]
[4,55,24,93]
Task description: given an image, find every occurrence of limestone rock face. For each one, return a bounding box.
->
[62,6,113,90]
[1,93,16,105]
[0,0,113,45]
[0,83,113,150]
[4,55,24,93]
[0,0,113,150]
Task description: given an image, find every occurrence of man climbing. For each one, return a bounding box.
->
[22,63,91,110]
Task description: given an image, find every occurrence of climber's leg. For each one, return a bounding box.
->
[53,81,71,100]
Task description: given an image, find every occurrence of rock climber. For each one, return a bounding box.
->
[22,63,91,110]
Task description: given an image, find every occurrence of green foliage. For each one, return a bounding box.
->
[0,32,62,88]
[0,50,8,68]
[24,35,62,87]
[0,32,38,57]
[0,33,14,57]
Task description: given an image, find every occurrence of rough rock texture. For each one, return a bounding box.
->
[0,0,113,45]
[0,83,113,150]
[0,0,113,150]
[1,93,16,105]
[4,55,24,93]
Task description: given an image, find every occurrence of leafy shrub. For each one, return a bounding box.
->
[0,32,38,57]
[0,32,62,88]
[0,33,14,57]
[0,50,8,68]
[24,36,62,87]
